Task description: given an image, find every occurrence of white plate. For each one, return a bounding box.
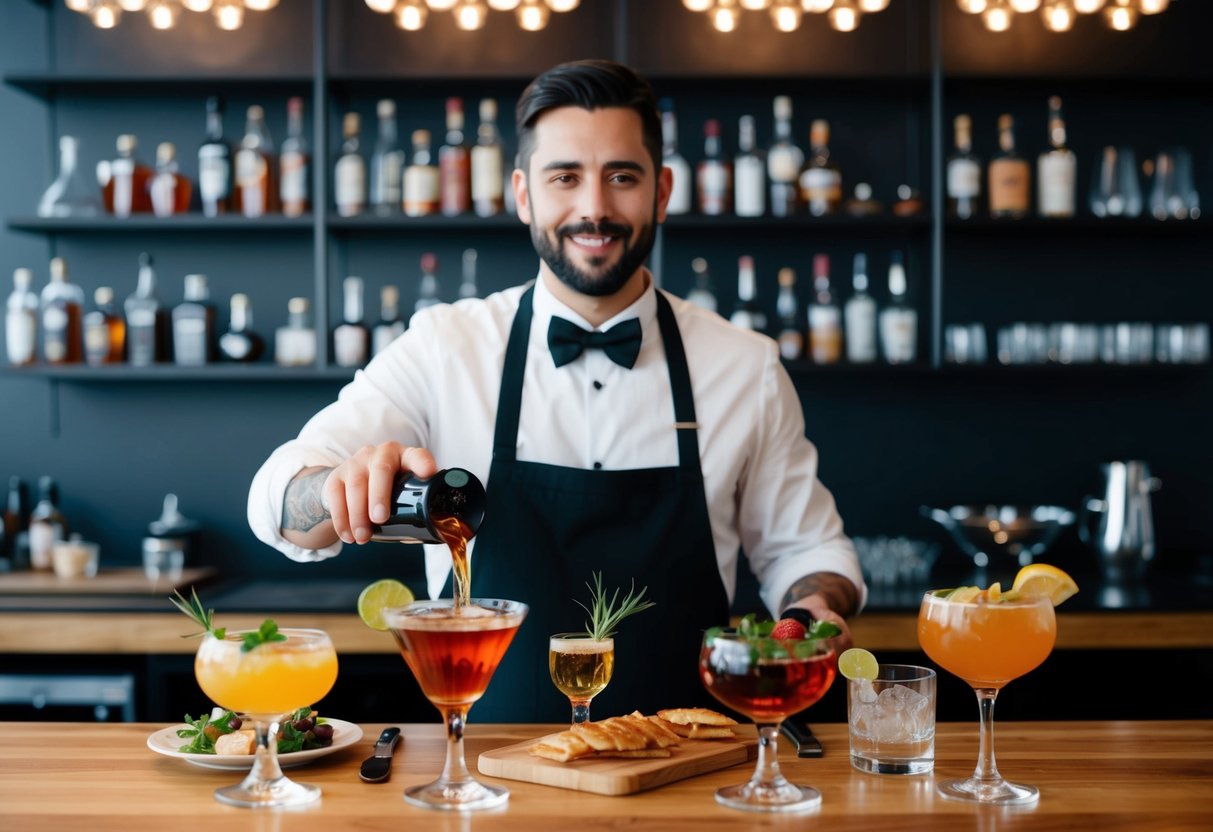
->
[147,718,363,770]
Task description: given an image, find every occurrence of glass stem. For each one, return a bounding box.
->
[752,724,788,788]
[441,706,473,785]
[244,718,283,790]
[972,688,1003,785]
[570,699,591,725]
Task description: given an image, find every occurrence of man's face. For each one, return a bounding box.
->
[514,106,672,298]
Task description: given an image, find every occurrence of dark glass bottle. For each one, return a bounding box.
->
[219,293,265,363]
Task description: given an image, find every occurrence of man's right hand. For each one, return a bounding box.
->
[281,443,438,549]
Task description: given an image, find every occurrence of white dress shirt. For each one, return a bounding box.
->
[248,271,867,615]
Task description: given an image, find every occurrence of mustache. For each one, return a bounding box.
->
[558,221,633,239]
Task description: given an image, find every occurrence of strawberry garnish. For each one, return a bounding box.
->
[770,617,806,640]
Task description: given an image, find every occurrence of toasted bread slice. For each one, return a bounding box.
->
[596,748,673,758]
[214,729,256,756]
[656,707,738,727]
[574,717,647,751]
[653,718,736,739]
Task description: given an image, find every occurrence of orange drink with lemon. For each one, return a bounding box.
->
[195,630,338,716]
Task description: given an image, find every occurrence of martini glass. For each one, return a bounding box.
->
[385,598,527,811]
[193,628,338,808]
[548,633,614,724]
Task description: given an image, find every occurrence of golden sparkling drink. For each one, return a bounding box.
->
[549,636,615,701]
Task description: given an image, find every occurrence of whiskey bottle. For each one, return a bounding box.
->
[734,115,765,217]
[879,251,917,364]
[149,142,192,218]
[988,114,1030,219]
[372,286,405,356]
[234,105,276,218]
[172,274,216,366]
[333,276,370,368]
[335,112,366,218]
[460,248,479,300]
[1037,96,1077,218]
[403,129,440,217]
[28,476,67,572]
[124,253,168,367]
[471,98,505,217]
[3,477,31,571]
[413,253,441,320]
[686,257,718,313]
[843,253,877,363]
[107,134,153,217]
[729,256,766,333]
[6,268,38,366]
[800,120,842,217]
[440,98,472,216]
[768,96,804,217]
[947,114,981,220]
[279,96,310,218]
[807,254,842,364]
[40,257,83,365]
[696,119,732,216]
[775,267,803,360]
[83,286,125,366]
[274,297,317,368]
[660,99,692,215]
[370,99,404,216]
[218,293,265,363]
[198,96,232,218]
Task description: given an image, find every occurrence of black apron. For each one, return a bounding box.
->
[443,285,731,723]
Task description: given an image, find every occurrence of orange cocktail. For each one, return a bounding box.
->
[195,632,338,716]
[918,594,1055,689]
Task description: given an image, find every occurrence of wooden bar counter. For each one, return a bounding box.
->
[1,720,1210,831]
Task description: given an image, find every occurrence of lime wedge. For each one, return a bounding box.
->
[838,647,879,681]
[357,579,414,631]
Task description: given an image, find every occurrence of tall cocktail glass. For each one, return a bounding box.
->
[193,628,338,807]
[699,630,836,812]
[385,598,527,811]
[549,633,614,724]
[918,591,1056,804]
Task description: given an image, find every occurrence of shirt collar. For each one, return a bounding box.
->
[531,269,657,338]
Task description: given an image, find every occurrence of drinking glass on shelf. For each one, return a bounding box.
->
[385,598,527,811]
[193,628,338,808]
[945,324,987,365]
[699,628,836,812]
[1090,146,1142,218]
[918,592,1056,804]
[549,633,614,725]
[1174,148,1200,220]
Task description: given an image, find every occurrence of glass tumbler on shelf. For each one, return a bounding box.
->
[549,633,614,725]
[37,136,103,218]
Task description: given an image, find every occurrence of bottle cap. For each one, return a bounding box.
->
[13,267,32,289]
[116,134,137,154]
[156,142,176,164]
[479,98,497,121]
[183,274,209,301]
[377,99,395,118]
[247,105,264,120]
[774,96,792,120]
[49,257,68,283]
[149,493,199,537]
[344,112,360,135]
[94,286,113,306]
[421,252,438,273]
[412,129,431,146]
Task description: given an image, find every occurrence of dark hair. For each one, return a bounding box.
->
[514,60,662,173]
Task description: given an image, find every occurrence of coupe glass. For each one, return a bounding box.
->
[385,598,527,811]
[548,633,614,724]
[918,591,1056,804]
[698,629,836,812]
[193,628,338,808]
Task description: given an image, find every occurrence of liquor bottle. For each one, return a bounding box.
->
[947,115,981,220]
[729,256,766,333]
[460,248,479,300]
[149,142,192,218]
[218,293,265,363]
[775,267,803,360]
[686,257,718,313]
[403,130,441,217]
[274,297,317,367]
[6,268,38,366]
[333,276,370,368]
[335,112,366,218]
[3,477,31,571]
[83,286,125,366]
[40,257,83,365]
[660,99,692,216]
[696,119,731,216]
[372,285,405,356]
[1037,96,1077,218]
[370,99,404,216]
[37,135,102,218]
[172,274,216,366]
[807,254,842,364]
[198,96,233,218]
[843,253,877,363]
[440,98,472,216]
[279,96,310,218]
[768,96,804,217]
[988,114,1030,219]
[734,115,765,218]
[107,134,153,217]
[28,476,67,572]
[879,251,917,364]
[799,120,842,217]
[414,253,441,319]
[472,99,505,217]
[234,105,276,218]
[124,253,168,367]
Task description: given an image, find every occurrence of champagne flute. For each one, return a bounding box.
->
[549,632,614,724]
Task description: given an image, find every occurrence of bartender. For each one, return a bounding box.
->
[248,60,866,722]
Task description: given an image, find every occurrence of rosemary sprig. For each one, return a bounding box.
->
[170,587,286,653]
[575,571,656,641]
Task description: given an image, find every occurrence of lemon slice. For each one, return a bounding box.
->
[986,581,1003,602]
[357,579,414,631]
[1010,563,1079,606]
[838,647,879,681]
[946,586,982,603]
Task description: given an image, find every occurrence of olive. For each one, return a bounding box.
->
[228,717,242,731]
[293,718,314,732]
[312,723,334,744]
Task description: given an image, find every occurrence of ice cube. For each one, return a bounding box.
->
[856,679,878,704]
[871,683,930,743]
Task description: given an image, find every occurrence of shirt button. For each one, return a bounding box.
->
[593,380,603,390]
[593,462,603,470]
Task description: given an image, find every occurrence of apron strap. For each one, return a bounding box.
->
[492,285,535,462]
[654,291,700,473]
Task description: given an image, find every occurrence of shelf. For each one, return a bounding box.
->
[3,73,313,98]
[6,215,315,233]
[944,217,1210,235]
[664,214,930,231]
[327,213,523,232]
[1,365,356,383]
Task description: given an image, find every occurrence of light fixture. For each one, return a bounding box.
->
[89,1,122,28]
[363,0,580,31]
[365,0,396,11]
[684,0,885,31]
[741,0,772,10]
[147,0,180,28]
[1071,0,1104,11]
[1138,0,1167,13]
[1104,0,1138,29]
[1041,0,1076,30]
[425,0,459,11]
[454,0,488,30]
[181,0,212,11]
[962,0,1168,31]
[857,0,890,11]
[243,0,278,10]
[66,0,281,30]
[487,0,520,9]
[395,0,428,29]
[802,0,835,11]
[684,0,714,12]
[117,0,148,11]
[65,0,92,11]
[712,0,741,32]
[771,0,802,31]
[1008,0,1040,11]
[546,0,579,11]
[516,0,550,31]
[213,0,243,30]
[957,0,989,12]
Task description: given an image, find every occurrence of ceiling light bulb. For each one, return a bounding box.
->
[1008,0,1039,11]
[683,0,714,12]
[545,0,580,11]
[1138,0,1168,14]
[365,0,396,11]
[426,0,459,11]
[517,0,549,30]
[181,0,213,12]
[243,0,279,11]
[454,0,488,29]
[90,2,123,28]
[1104,0,1136,30]
[771,2,802,30]
[148,0,180,28]
[740,0,771,10]
[117,0,147,11]
[1041,1,1075,30]
[802,0,834,11]
[1070,0,1104,12]
[956,0,988,12]
[65,0,93,12]
[828,1,861,30]
[712,6,739,31]
[857,0,889,11]
[395,0,427,28]
[213,0,244,29]
[487,0,520,9]
[982,2,1012,30]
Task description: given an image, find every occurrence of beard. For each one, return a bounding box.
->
[530,211,658,298]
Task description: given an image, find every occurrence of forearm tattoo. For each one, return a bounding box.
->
[282,468,333,532]
[781,572,860,618]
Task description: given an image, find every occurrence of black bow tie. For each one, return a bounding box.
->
[547,316,643,369]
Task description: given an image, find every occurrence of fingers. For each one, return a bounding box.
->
[326,443,440,545]
[401,445,438,480]
[367,444,405,525]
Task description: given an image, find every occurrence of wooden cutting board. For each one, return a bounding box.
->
[0,567,213,595]
[477,724,759,796]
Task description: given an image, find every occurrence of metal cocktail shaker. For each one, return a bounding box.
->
[370,468,486,544]
[1080,460,1161,583]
